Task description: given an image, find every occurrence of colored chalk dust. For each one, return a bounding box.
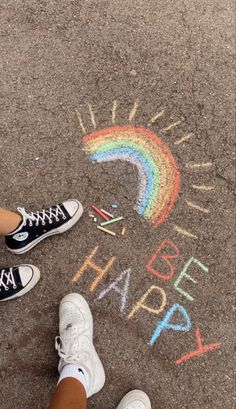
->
[82,126,180,228]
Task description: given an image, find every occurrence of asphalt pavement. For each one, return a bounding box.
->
[0,1,235,408]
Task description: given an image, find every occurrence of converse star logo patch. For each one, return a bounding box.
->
[13,232,29,241]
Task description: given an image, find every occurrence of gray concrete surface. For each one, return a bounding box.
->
[0,1,235,408]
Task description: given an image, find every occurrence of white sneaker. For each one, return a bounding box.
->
[55,293,105,398]
[116,390,152,409]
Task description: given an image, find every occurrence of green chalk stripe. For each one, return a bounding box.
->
[101,216,124,226]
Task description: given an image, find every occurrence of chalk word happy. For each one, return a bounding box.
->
[72,239,221,365]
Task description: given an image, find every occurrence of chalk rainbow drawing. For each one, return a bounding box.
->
[82,125,180,227]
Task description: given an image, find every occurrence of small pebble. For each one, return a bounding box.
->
[130,69,137,76]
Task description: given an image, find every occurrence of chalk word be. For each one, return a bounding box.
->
[71,242,220,365]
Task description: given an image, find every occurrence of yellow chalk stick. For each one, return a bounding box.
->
[97,225,116,236]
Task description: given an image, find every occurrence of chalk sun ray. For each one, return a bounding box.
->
[88,104,96,129]
[129,100,139,122]
[191,184,215,191]
[174,133,193,145]
[76,109,86,134]
[112,100,117,124]
[148,109,165,124]
[174,225,198,239]
[186,162,213,169]
[186,200,209,214]
[161,120,181,132]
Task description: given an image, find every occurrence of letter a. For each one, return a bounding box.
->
[97,269,131,313]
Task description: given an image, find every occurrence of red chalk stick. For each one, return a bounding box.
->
[91,205,109,221]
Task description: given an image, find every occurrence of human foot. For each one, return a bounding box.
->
[5,199,83,254]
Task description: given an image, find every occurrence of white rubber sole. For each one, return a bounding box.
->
[0,265,40,302]
[116,390,152,409]
[7,200,83,255]
[87,337,106,397]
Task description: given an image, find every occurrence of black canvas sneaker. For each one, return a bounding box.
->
[5,199,83,254]
[0,265,40,302]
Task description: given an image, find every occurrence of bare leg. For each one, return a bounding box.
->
[48,378,87,409]
[0,208,21,235]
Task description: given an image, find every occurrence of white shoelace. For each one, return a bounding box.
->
[0,268,17,291]
[17,205,66,227]
[55,326,90,365]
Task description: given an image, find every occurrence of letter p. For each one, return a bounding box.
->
[148,303,192,347]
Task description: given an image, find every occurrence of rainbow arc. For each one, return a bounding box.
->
[82,125,180,227]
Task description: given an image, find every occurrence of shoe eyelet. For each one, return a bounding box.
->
[63,216,66,220]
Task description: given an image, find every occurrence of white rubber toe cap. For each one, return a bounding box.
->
[63,199,83,218]
[59,293,93,337]
[19,265,40,287]
[116,390,151,409]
